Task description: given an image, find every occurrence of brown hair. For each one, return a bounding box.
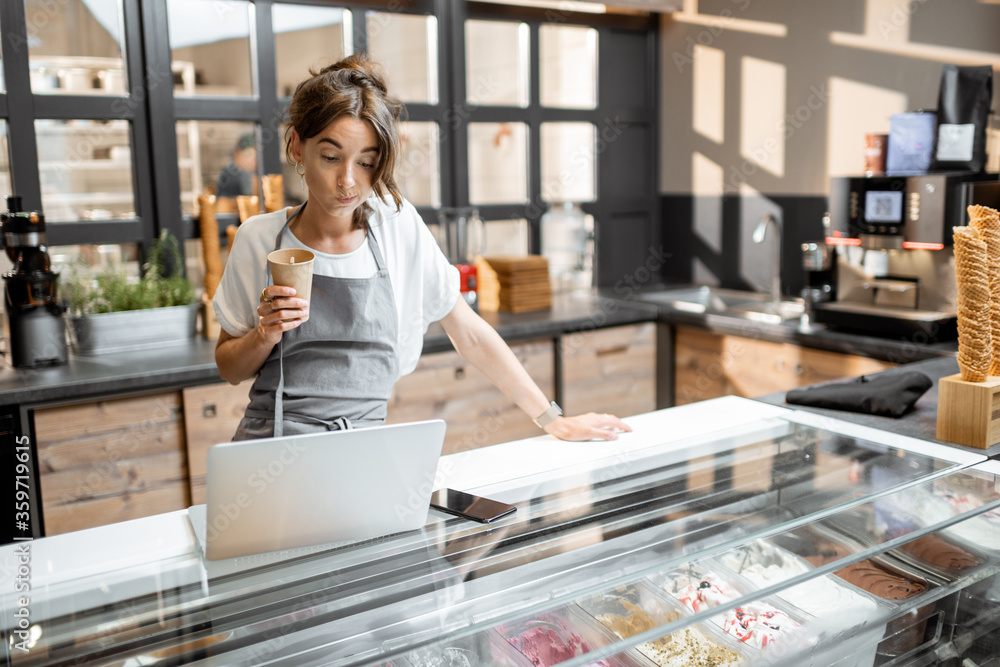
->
[285,53,405,229]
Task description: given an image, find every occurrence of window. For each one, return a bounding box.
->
[273,5,352,98]
[167,0,255,97]
[0,1,656,288]
[26,0,127,96]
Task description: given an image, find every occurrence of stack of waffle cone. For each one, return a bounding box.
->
[968,205,1000,375]
[954,225,992,382]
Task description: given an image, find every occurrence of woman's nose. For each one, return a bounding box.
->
[339,164,356,189]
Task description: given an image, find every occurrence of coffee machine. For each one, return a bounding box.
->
[2,196,68,367]
[814,172,1000,341]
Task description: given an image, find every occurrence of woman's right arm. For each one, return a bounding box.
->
[214,286,309,384]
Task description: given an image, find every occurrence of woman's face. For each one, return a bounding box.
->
[291,116,380,224]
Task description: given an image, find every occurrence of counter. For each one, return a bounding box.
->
[3,397,999,666]
[754,356,1000,459]
[0,291,656,407]
[0,287,955,408]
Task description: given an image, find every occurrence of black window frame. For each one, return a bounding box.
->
[0,0,658,284]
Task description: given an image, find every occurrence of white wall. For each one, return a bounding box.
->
[660,0,1000,197]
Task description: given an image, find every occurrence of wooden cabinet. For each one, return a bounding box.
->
[34,391,191,535]
[182,380,253,505]
[562,323,657,417]
[673,326,895,405]
[387,339,555,455]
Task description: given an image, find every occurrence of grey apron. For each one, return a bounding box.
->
[234,203,399,440]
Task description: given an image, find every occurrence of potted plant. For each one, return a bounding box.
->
[62,230,199,355]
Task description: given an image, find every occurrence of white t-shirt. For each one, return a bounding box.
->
[213,196,460,379]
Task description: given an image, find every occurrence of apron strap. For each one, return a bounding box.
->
[270,203,377,438]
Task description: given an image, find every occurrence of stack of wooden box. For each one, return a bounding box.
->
[475,255,551,313]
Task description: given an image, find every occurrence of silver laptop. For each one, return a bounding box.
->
[202,419,447,560]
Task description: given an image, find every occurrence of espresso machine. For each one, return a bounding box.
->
[814,172,1000,341]
[2,196,68,367]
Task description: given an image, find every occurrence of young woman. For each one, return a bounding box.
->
[213,54,630,442]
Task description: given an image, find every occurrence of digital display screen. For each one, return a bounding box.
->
[864,190,904,223]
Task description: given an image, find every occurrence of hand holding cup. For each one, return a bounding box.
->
[267,248,315,322]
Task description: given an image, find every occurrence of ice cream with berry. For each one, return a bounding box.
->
[718,603,798,649]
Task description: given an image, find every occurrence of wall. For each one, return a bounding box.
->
[658,0,1000,295]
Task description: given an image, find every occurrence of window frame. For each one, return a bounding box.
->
[0,0,657,280]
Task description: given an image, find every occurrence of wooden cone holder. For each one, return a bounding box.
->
[936,373,1000,449]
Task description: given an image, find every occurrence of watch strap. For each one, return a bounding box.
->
[532,401,563,429]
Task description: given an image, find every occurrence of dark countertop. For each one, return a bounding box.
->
[0,286,958,409]
[753,355,1000,458]
[0,291,657,407]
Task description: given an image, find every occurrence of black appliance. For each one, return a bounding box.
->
[2,196,68,368]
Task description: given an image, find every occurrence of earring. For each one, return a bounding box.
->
[295,161,306,190]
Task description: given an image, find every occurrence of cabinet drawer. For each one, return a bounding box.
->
[674,326,895,405]
[562,322,656,417]
[34,391,189,535]
[182,380,253,505]
[388,339,555,455]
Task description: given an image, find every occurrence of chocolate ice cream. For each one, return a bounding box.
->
[834,560,925,600]
[901,533,981,570]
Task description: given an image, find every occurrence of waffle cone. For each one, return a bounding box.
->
[969,206,1000,375]
[954,226,992,382]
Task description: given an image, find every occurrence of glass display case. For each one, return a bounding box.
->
[2,402,999,666]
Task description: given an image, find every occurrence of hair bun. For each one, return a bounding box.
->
[318,53,388,93]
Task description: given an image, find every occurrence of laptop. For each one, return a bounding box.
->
[198,419,447,560]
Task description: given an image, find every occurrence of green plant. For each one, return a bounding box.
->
[62,230,196,316]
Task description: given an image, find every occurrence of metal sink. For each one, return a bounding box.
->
[637,286,805,324]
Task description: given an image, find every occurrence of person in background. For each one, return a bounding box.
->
[212,53,631,442]
[216,133,258,198]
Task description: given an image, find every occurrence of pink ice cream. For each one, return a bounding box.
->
[500,613,607,667]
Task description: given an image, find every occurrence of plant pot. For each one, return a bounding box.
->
[68,302,200,355]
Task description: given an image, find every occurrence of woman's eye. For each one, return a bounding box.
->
[323,156,340,162]
[360,162,375,169]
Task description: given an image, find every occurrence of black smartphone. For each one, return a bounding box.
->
[429,488,517,523]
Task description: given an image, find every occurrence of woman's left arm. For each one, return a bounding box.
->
[438,297,632,441]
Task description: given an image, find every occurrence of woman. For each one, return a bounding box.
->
[213,54,630,442]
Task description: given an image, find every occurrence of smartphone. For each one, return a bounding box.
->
[429,488,517,523]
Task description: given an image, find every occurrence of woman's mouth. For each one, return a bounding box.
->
[336,195,356,205]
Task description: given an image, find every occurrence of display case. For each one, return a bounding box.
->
[2,397,999,666]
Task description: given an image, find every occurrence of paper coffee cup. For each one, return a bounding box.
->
[268,248,315,321]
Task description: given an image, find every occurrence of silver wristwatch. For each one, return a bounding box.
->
[532,400,563,429]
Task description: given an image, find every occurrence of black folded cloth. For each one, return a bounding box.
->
[785,371,933,418]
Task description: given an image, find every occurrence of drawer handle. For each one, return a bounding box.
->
[455,367,466,380]
[596,345,628,357]
[202,404,217,418]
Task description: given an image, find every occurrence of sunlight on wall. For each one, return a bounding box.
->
[740,56,786,178]
[827,76,907,177]
[693,45,725,144]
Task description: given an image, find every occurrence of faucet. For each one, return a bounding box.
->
[752,213,782,308]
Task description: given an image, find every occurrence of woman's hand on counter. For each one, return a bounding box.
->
[544,413,632,441]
